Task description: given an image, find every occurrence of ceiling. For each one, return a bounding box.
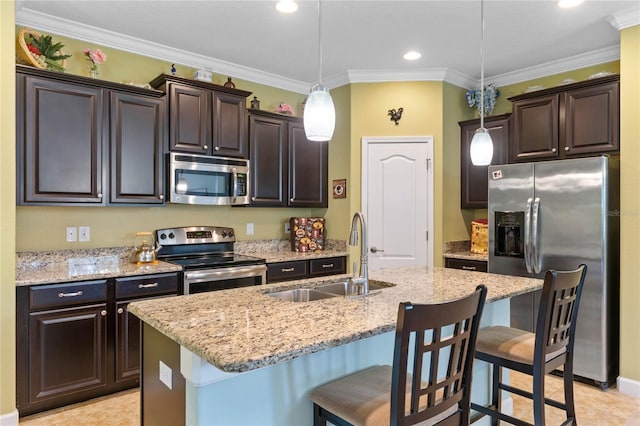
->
[15,1,640,93]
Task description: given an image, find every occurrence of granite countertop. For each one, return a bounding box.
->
[444,251,488,262]
[15,240,348,286]
[128,266,542,373]
[15,247,182,286]
[235,238,348,263]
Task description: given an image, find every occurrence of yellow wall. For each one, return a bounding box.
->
[323,85,351,242]
[619,24,640,383]
[1,0,17,420]
[349,81,448,265]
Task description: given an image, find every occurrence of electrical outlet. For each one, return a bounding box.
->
[246,223,254,235]
[66,227,77,242]
[284,222,291,233]
[79,226,90,242]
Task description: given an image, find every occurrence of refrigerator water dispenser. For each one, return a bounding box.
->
[494,211,524,257]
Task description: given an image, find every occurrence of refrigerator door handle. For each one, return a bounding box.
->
[524,198,533,273]
[531,197,541,274]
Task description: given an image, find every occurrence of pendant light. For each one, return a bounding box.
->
[303,0,335,142]
[469,0,493,166]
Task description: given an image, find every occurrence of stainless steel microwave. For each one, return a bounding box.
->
[168,152,250,205]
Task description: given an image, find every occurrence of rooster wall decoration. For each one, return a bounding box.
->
[387,107,403,125]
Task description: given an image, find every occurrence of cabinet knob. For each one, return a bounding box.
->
[565,146,570,151]
[290,198,294,202]
[251,196,256,201]
[214,146,220,151]
[101,310,107,317]
[117,307,124,314]
[204,145,208,149]
[97,193,103,198]
[159,194,164,200]
[551,148,557,153]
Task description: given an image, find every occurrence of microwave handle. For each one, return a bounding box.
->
[232,167,238,197]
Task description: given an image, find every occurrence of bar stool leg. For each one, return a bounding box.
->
[533,368,546,426]
[564,359,577,423]
[491,364,501,426]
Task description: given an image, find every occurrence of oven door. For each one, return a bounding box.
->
[181,264,267,295]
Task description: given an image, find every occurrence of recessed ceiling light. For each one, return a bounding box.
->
[276,0,298,14]
[558,0,584,8]
[403,51,421,61]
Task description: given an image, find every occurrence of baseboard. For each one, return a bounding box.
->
[617,376,640,398]
[0,409,19,426]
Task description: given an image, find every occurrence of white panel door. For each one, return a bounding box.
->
[362,137,433,270]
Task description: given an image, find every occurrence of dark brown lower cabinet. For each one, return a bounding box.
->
[16,273,178,417]
[444,257,488,272]
[267,256,346,283]
[28,304,108,405]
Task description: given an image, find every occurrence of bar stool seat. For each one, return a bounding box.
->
[310,285,488,426]
[471,264,587,426]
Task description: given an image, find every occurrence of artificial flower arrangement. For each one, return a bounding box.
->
[466,83,500,116]
[19,29,71,71]
[275,103,295,115]
[84,48,107,73]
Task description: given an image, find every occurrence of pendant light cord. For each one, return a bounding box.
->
[479,0,485,129]
[317,0,323,84]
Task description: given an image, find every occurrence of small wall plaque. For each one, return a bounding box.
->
[332,179,347,199]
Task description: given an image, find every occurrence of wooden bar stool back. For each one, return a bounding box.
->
[470,264,587,426]
[310,285,487,426]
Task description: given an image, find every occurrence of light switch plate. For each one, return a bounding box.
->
[159,360,172,390]
[66,227,77,242]
[79,226,90,242]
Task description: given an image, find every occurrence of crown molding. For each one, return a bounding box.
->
[607,7,640,30]
[15,7,626,94]
[489,45,620,87]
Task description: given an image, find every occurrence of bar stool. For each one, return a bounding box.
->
[470,264,587,426]
[310,285,487,426]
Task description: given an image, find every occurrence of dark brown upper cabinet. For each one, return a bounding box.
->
[16,65,166,206]
[150,74,251,158]
[459,114,510,209]
[509,75,619,162]
[248,110,328,208]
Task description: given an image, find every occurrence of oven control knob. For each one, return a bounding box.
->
[168,233,175,239]
[159,233,167,240]
[222,231,228,238]
[229,231,234,238]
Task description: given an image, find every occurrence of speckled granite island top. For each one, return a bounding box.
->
[444,251,489,262]
[128,266,542,374]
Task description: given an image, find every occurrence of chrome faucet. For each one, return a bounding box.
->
[349,211,368,294]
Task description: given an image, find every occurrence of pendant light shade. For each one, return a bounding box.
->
[304,0,335,142]
[470,128,494,166]
[470,0,494,166]
[304,84,335,141]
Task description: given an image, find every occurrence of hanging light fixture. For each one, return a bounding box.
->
[469,0,493,166]
[303,0,335,142]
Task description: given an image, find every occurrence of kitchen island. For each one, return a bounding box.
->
[128,265,542,426]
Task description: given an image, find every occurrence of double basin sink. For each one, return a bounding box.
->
[266,279,395,302]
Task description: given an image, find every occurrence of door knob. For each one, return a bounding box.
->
[370,246,384,253]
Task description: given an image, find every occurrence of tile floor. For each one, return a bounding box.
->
[18,372,640,425]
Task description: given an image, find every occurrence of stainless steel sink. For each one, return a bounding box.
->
[266,288,338,302]
[316,280,396,296]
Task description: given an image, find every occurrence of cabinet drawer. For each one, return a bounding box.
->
[115,273,178,299]
[29,280,108,310]
[309,257,346,277]
[444,258,487,273]
[267,261,308,283]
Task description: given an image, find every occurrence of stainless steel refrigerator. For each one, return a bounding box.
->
[488,156,619,388]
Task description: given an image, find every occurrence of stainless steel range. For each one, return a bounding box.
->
[155,226,267,295]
